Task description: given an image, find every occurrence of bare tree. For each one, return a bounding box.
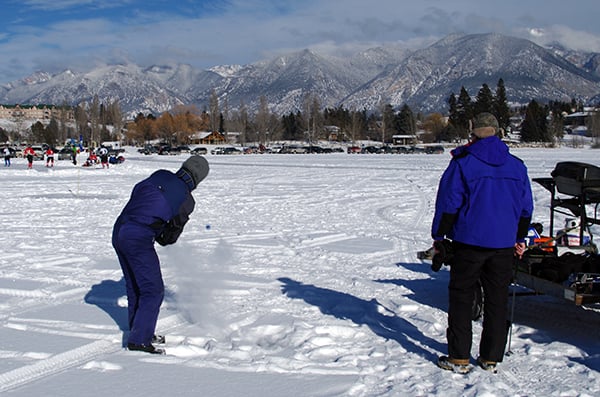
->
[209,89,219,133]
[255,95,270,144]
[89,95,101,147]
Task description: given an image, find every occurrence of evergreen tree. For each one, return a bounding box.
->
[521,99,548,142]
[395,104,416,135]
[381,103,395,142]
[446,93,464,142]
[493,79,510,133]
[456,86,473,138]
[474,83,494,115]
[282,112,302,141]
[44,118,60,145]
[349,109,367,141]
[31,121,45,143]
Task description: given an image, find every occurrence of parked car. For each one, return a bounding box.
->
[267,145,283,153]
[347,146,361,154]
[3,147,19,158]
[176,145,191,153]
[280,145,307,154]
[158,145,180,155]
[211,146,241,155]
[222,147,242,155]
[138,145,158,155]
[361,146,381,154]
[425,145,445,154]
[57,147,74,160]
[191,147,208,155]
[408,146,426,154]
[31,146,45,160]
[394,146,410,154]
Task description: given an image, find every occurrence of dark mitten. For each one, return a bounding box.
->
[431,239,454,272]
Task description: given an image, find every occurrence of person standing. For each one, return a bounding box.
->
[45,147,55,168]
[112,156,209,354]
[23,145,35,169]
[71,144,78,165]
[3,145,10,167]
[431,113,534,374]
[98,147,109,168]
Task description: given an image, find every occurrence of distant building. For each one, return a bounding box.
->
[324,125,343,141]
[0,104,74,121]
[190,131,226,145]
[563,108,598,136]
[392,134,418,145]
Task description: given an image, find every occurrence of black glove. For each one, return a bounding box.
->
[431,239,454,272]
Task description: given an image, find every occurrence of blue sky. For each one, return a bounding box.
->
[1,0,600,83]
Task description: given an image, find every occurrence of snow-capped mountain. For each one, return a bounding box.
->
[343,33,600,112]
[1,33,599,117]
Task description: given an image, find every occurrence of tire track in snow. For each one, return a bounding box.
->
[0,314,187,393]
[0,339,119,393]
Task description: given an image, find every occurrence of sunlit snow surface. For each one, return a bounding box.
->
[0,148,599,396]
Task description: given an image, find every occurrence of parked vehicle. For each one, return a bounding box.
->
[31,146,45,160]
[304,145,323,153]
[211,146,241,155]
[57,147,73,160]
[347,146,361,154]
[222,147,242,155]
[267,145,283,153]
[191,147,208,155]
[425,145,445,154]
[158,145,180,155]
[3,147,19,158]
[280,145,307,154]
[361,146,381,154]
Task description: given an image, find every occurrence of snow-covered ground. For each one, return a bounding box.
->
[0,147,599,396]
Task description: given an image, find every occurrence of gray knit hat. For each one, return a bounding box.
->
[472,112,499,138]
[176,156,209,191]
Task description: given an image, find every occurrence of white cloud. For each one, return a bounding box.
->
[2,0,600,83]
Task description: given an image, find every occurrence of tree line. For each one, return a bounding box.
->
[1,82,598,147]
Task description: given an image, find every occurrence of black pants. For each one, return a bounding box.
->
[447,243,513,362]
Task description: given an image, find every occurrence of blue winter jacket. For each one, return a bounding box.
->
[431,136,533,249]
[115,169,195,245]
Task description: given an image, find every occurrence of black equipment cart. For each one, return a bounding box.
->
[516,162,600,305]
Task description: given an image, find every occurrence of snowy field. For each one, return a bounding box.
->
[0,147,599,396]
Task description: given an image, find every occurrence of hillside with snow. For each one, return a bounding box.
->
[1,33,599,117]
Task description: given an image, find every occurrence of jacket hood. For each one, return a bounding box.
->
[450,136,509,166]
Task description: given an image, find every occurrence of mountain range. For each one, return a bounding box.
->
[1,33,599,118]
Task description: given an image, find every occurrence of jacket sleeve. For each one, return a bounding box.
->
[156,193,196,246]
[431,159,465,240]
[516,171,535,242]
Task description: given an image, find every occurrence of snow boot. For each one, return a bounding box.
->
[476,357,497,373]
[437,356,471,374]
[127,343,165,355]
[152,334,166,344]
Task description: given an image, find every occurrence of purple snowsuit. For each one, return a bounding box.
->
[112,169,195,346]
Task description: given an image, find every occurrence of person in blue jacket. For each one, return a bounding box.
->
[112,156,209,354]
[431,113,533,374]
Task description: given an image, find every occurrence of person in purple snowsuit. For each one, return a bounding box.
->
[112,156,209,354]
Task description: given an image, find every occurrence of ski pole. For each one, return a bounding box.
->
[506,281,516,356]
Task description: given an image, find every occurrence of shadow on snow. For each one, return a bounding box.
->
[278,276,445,362]
[84,278,129,346]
